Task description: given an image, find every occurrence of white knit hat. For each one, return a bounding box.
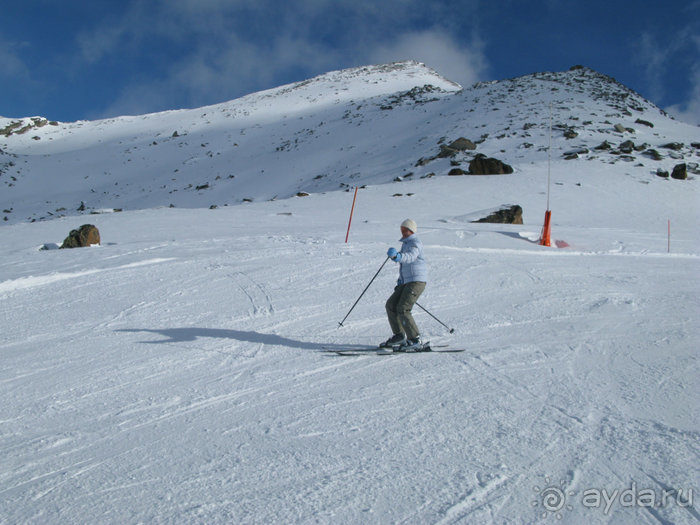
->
[401,219,417,233]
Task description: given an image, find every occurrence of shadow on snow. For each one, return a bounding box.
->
[116,328,356,351]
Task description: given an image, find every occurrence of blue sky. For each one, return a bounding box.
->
[2,0,699,125]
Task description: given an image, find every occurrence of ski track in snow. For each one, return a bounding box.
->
[0,63,698,523]
[0,198,697,524]
[0,258,175,295]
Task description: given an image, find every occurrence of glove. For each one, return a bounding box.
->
[387,247,401,262]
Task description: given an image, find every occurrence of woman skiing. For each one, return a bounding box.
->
[381,219,427,352]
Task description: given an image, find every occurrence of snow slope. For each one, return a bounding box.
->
[0,62,698,524]
[1,62,698,226]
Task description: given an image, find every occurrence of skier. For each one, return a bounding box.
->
[381,219,427,352]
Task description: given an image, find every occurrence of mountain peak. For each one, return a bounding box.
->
[472,65,661,117]
[1,63,696,224]
[222,60,462,117]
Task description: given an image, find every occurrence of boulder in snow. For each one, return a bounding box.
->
[61,224,101,249]
[438,137,477,158]
[468,154,513,175]
[671,163,687,180]
[471,204,523,224]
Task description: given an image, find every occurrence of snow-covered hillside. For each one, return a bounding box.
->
[0,62,698,524]
[1,61,697,226]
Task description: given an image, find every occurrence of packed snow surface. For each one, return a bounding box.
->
[0,62,698,524]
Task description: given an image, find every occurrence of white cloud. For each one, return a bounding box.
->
[0,38,31,81]
[665,65,700,127]
[74,1,489,118]
[367,30,488,88]
[77,24,129,64]
[0,36,44,117]
[661,33,700,126]
[635,14,700,127]
[96,32,340,118]
[636,32,668,103]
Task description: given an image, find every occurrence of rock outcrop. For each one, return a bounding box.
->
[60,224,101,249]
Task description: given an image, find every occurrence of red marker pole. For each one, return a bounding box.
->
[345,187,358,243]
[539,102,553,247]
[540,210,552,247]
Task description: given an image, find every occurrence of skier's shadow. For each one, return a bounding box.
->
[116,328,354,351]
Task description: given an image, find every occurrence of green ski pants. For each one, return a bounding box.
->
[385,281,426,340]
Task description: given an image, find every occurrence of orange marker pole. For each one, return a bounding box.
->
[345,186,358,243]
[539,102,553,247]
[540,210,552,247]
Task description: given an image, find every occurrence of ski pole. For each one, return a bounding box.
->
[415,302,455,333]
[338,256,391,327]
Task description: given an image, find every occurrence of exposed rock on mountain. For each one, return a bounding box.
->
[472,204,523,224]
[61,224,101,248]
[0,62,696,225]
[671,163,687,180]
[438,137,477,158]
[469,154,513,175]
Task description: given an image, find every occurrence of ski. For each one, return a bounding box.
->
[326,344,465,356]
[323,343,449,352]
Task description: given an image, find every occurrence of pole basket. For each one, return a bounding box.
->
[539,210,552,247]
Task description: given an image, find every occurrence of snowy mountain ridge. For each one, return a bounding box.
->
[1,61,697,225]
[0,62,698,524]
